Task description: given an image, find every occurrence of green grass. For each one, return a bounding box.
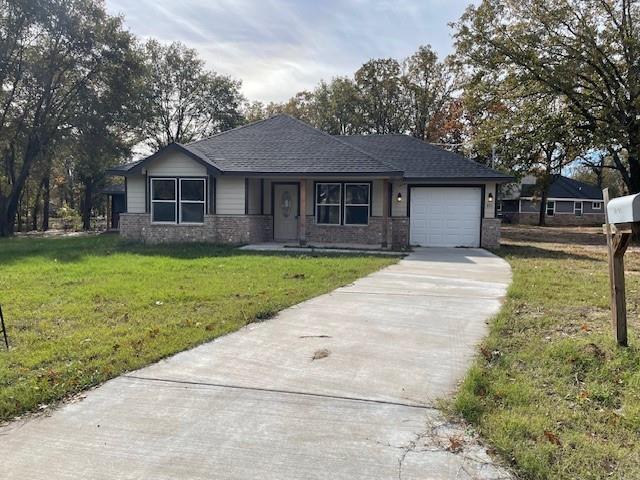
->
[0,235,397,423]
[453,238,640,479]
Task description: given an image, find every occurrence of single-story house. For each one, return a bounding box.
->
[499,174,605,225]
[108,114,511,249]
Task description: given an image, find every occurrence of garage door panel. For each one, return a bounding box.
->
[409,187,481,247]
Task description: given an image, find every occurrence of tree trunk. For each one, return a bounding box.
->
[31,179,43,231]
[42,174,50,231]
[538,189,547,226]
[81,182,93,231]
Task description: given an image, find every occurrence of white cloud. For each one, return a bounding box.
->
[106,0,475,103]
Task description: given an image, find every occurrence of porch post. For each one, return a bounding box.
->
[382,179,389,248]
[299,179,307,245]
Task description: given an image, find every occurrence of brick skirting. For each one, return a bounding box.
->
[120,213,272,245]
[502,212,604,226]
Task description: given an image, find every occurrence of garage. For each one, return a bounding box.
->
[409,187,482,247]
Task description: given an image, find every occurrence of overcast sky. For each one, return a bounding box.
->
[105,0,474,103]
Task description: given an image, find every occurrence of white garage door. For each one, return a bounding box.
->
[410,187,481,247]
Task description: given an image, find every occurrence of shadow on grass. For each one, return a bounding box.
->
[0,235,383,265]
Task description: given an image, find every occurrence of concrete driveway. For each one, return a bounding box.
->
[2,248,512,479]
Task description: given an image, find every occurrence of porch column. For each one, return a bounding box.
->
[298,178,307,245]
[382,179,390,248]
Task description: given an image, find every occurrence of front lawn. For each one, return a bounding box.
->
[454,226,640,479]
[0,235,397,423]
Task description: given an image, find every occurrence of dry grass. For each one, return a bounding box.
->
[453,225,640,480]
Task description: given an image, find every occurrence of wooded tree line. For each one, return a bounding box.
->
[244,46,460,146]
[2,0,638,235]
[0,0,244,235]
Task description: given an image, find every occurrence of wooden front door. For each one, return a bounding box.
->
[273,183,299,241]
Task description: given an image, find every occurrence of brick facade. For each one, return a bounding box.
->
[502,212,604,226]
[120,213,272,245]
[391,218,410,250]
[481,218,501,249]
[302,216,410,249]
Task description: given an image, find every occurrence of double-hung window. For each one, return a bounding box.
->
[151,177,206,224]
[151,178,177,223]
[316,183,341,225]
[574,201,583,216]
[344,183,370,225]
[546,200,555,217]
[180,178,206,223]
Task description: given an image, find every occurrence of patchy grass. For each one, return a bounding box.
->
[0,235,397,423]
[453,226,640,479]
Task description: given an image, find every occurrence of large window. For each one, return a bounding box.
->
[344,183,370,225]
[180,178,205,223]
[151,178,177,223]
[151,177,206,224]
[316,183,341,225]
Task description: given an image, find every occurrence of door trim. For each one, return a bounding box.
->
[407,184,485,247]
[271,182,300,241]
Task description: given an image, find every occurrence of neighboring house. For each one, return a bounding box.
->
[108,115,511,249]
[499,174,605,225]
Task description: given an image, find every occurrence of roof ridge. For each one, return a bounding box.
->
[281,115,401,173]
[185,116,277,147]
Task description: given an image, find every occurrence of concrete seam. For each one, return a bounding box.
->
[123,374,434,411]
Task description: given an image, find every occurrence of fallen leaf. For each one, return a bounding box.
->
[312,348,330,361]
[544,430,562,446]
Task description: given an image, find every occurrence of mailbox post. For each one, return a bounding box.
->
[603,188,637,346]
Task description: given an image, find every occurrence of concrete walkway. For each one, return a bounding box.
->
[2,248,512,479]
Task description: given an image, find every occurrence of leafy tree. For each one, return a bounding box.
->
[142,40,245,150]
[0,0,137,236]
[403,45,455,140]
[72,36,146,230]
[465,72,584,224]
[453,0,640,194]
[354,58,407,134]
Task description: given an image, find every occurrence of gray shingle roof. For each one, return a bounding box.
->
[520,175,603,200]
[183,115,399,175]
[336,134,511,181]
[109,115,512,181]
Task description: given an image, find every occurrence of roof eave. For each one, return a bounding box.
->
[403,175,514,184]
[219,170,404,177]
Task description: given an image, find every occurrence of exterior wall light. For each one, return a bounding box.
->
[397,192,402,202]
[488,192,494,202]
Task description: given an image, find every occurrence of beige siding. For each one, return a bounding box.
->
[146,151,207,177]
[391,181,408,217]
[263,179,272,214]
[484,183,496,218]
[216,176,245,214]
[371,180,384,217]
[126,176,146,213]
[246,178,262,214]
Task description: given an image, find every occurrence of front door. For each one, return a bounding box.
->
[273,183,299,241]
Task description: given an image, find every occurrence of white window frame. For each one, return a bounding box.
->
[343,183,370,226]
[179,178,206,225]
[592,201,602,210]
[151,178,177,224]
[574,201,583,216]
[315,182,342,225]
[546,200,555,217]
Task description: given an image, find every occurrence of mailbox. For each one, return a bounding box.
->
[607,193,640,224]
